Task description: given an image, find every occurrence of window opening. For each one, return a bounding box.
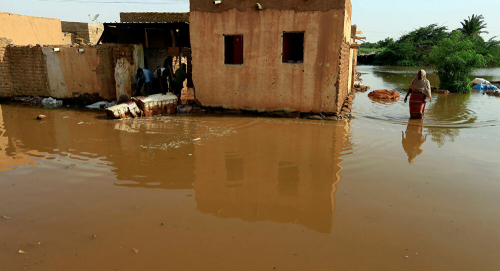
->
[282,32,304,63]
[224,35,244,65]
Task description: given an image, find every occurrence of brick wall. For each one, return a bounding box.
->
[8,45,50,96]
[336,38,351,113]
[0,47,13,96]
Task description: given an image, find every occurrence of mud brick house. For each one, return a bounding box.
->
[190,0,358,115]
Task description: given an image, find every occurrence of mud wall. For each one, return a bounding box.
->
[0,12,63,45]
[120,12,190,23]
[190,8,348,114]
[190,0,350,12]
[61,22,104,45]
[0,44,143,100]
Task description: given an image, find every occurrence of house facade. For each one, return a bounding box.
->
[190,0,356,115]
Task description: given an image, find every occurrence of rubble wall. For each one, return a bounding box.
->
[0,12,63,45]
[336,39,351,111]
[190,8,347,114]
[61,22,104,45]
[0,44,143,101]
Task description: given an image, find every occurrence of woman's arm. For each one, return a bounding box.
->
[404,88,412,103]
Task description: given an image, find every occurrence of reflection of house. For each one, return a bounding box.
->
[190,0,360,115]
[193,120,352,233]
[0,106,39,172]
[0,105,196,187]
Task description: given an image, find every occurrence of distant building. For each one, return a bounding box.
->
[190,0,359,115]
[61,21,104,45]
[0,12,64,45]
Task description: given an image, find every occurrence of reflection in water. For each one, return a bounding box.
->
[426,94,473,147]
[0,104,353,234]
[194,120,353,233]
[402,119,427,164]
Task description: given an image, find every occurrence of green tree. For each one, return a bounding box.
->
[460,14,489,37]
[428,31,490,93]
[374,24,448,66]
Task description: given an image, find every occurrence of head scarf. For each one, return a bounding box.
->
[410,70,432,100]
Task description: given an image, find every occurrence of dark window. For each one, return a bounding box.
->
[282,32,304,63]
[224,35,244,65]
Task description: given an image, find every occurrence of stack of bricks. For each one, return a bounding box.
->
[336,38,351,114]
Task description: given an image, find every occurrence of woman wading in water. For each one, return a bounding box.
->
[404,70,432,119]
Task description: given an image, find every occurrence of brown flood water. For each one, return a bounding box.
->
[1,66,500,270]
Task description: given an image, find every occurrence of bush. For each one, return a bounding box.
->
[428,31,490,93]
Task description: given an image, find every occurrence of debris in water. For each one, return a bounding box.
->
[36,115,47,120]
[41,97,63,108]
[192,138,201,141]
[160,223,165,226]
[1,215,11,219]
[19,250,26,254]
[368,89,401,101]
[92,235,97,239]
[133,248,139,254]
[31,242,41,247]
[404,256,409,259]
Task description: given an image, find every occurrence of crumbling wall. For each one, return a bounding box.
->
[0,12,63,45]
[61,22,104,45]
[120,12,190,23]
[336,39,351,111]
[0,44,143,101]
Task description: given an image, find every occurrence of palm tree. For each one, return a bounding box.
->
[460,14,489,37]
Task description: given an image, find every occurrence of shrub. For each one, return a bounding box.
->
[428,32,490,93]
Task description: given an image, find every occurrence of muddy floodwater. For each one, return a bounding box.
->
[1,66,500,270]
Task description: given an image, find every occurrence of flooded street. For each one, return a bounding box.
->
[1,66,500,270]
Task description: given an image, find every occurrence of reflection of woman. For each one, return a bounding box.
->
[404,70,432,119]
[402,119,427,164]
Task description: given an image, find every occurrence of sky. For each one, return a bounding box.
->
[1,0,499,42]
